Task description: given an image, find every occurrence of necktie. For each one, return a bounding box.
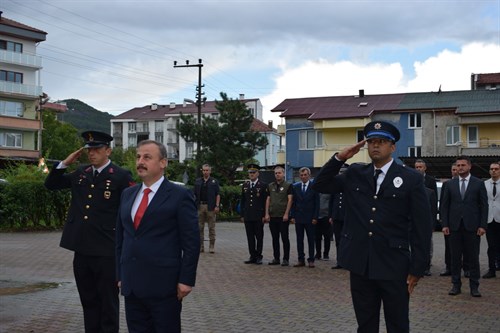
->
[251,182,255,189]
[302,183,306,193]
[134,188,152,230]
[373,169,382,193]
[460,178,466,199]
[93,169,99,181]
[493,182,497,197]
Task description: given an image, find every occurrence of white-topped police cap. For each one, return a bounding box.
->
[81,131,113,148]
[363,121,400,143]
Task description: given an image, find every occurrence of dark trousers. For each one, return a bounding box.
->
[269,217,290,261]
[73,253,119,333]
[444,234,451,270]
[486,221,500,272]
[332,219,344,263]
[244,220,264,259]
[350,272,410,333]
[315,217,332,258]
[450,223,480,288]
[125,293,182,333]
[295,223,315,262]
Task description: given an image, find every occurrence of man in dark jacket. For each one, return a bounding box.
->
[312,121,431,333]
[45,131,133,333]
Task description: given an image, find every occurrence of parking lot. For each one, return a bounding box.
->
[1,222,499,333]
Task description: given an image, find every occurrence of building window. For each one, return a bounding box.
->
[0,131,22,148]
[0,100,24,117]
[128,122,136,133]
[299,130,323,149]
[356,129,364,142]
[408,113,421,129]
[0,70,23,83]
[446,126,460,145]
[408,146,421,157]
[128,134,137,147]
[137,122,149,132]
[0,40,23,53]
[467,125,478,148]
[155,120,163,132]
[155,133,163,143]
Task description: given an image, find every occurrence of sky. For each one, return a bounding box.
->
[3,0,500,125]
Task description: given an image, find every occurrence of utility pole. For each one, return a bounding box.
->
[173,59,204,159]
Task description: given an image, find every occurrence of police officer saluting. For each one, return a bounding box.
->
[45,131,133,333]
[313,121,432,333]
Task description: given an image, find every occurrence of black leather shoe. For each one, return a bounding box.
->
[255,258,263,265]
[244,258,256,264]
[281,259,289,266]
[268,259,280,265]
[470,288,482,297]
[440,270,451,276]
[331,265,343,269]
[482,270,496,279]
[448,286,461,296]
[293,261,305,267]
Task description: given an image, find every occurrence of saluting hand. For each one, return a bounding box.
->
[63,148,84,166]
[337,140,366,161]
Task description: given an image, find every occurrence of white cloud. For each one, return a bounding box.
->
[262,43,500,123]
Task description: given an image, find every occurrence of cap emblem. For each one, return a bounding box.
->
[374,123,382,130]
[88,133,94,142]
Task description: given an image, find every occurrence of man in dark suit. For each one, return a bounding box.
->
[45,131,133,333]
[441,155,488,297]
[312,121,432,333]
[116,140,200,332]
[291,167,320,268]
[240,163,269,265]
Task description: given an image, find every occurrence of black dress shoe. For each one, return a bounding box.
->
[244,258,256,264]
[281,259,289,266]
[268,259,280,265]
[448,286,461,296]
[470,288,482,297]
[440,270,451,276]
[482,270,496,279]
[293,261,305,267]
[255,258,263,265]
[331,265,343,269]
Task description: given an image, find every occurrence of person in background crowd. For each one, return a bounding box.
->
[116,140,200,332]
[315,192,333,261]
[240,163,269,265]
[45,131,133,333]
[483,161,500,279]
[331,164,348,269]
[441,155,488,297]
[265,166,293,266]
[194,164,220,253]
[312,121,431,333]
[291,167,319,268]
[415,159,438,276]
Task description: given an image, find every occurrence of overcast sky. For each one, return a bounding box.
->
[3,0,500,124]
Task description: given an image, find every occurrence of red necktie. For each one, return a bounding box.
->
[133,188,152,230]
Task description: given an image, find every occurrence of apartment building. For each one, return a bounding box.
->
[0,12,47,160]
[111,97,280,166]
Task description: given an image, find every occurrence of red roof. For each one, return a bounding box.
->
[0,15,47,41]
[475,73,500,85]
[251,118,275,133]
[271,93,405,120]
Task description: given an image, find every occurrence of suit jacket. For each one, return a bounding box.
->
[312,157,432,280]
[45,162,133,257]
[424,174,438,223]
[290,181,320,224]
[116,179,200,299]
[194,176,220,211]
[485,178,500,223]
[441,176,488,232]
[240,180,269,221]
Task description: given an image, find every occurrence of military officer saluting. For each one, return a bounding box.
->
[240,163,269,264]
[45,131,133,333]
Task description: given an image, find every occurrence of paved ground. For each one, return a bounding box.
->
[1,222,499,333]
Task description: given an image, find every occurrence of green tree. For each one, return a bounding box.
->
[42,110,81,160]
[177,92,268,185]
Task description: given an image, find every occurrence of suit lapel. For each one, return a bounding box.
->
[123,185,141,232]
[136,179,171,232]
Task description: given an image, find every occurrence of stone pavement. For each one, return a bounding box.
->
[0,222,499,333]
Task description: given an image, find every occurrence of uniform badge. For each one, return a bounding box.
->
[374,123,382,129]
[393,177,403,188]
[104,191,111,199]
[280,187,284,192]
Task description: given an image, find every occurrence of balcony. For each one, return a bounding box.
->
[0,50,42,69]
[0,81,42,98]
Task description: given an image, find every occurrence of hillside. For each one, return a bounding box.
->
[56,99,114,134]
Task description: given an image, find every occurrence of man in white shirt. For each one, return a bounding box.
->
[483,161,500,279]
